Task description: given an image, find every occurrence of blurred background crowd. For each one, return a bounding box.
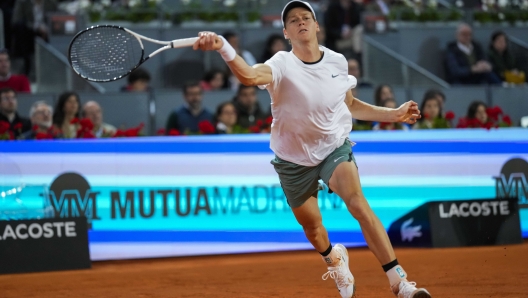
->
[0,0,527,140]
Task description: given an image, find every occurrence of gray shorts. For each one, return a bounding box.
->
[271,139,357,208]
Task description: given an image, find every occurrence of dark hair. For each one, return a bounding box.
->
[127,68,151,84]
[182,81,201,95]
[222,31,237,42]
[467,100,487,119]
[52,91,80,126]
[203,69,225,83]
[374,84,393,106]
[0,48,9,59]
[490,30,509,52]
[419,95,443,122]
[423,89,446,103]
[261,34,286,62]
[215,101,236,122]
[0,87,16,98]
[236,84,255,96]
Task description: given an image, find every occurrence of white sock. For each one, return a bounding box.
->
[386,265,408,287]
[321,247,341,266]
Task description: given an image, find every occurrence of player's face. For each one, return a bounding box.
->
[283,8,319,43]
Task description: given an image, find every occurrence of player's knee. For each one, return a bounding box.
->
[344,193,371,222]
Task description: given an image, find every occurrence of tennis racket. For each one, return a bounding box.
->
[68,25,199,82]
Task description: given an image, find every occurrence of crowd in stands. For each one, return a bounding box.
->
[0,1,525,141]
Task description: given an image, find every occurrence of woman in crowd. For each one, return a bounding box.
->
[466,101,488,125]
[413,93,447,129]
[260,34,287,63]
[488,31,519,82]
[374,84,394,106]
[200,69,227,91]
[215,101,238,134]
[52,91,81,138]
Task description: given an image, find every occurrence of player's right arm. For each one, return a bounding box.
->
[193,32,272,86]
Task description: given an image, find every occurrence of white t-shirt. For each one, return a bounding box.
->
[260,46,357,166]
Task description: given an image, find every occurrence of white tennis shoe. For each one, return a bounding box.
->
[393,280,431,298]
[321,244,356,298]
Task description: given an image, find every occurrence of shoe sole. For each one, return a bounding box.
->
[335,244,356,298]
[413,289,432,298]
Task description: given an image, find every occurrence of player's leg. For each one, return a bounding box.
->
[290,195,356,298]
[271,155,355,298]
[326,156,431,298]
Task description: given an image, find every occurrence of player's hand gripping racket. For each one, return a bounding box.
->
[68,25,198,82]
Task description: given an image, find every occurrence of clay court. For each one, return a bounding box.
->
[1,242,526,298]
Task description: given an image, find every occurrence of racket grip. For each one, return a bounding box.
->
[171,37,199,48]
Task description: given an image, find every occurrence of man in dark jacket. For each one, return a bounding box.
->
[165,81,213,134]
[0,87,31,138]
[445,23,501,85]
[233,85,267,129]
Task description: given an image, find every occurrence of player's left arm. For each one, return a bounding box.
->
[344,90,421,124]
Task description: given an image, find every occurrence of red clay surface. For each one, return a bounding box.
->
[1,242,527,298]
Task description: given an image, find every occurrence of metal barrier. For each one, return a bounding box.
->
[362,35,450,89]
[35,38,105,93]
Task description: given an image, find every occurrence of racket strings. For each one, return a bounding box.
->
[69,26,143,81]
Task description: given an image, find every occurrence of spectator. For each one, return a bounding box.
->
[0,49,31,92]
[82,101,116,138]
[20,101,53,139]
[233,85,267,129]
[374,84,394,106]
[215,102,239,134]
[445,23,501,85]
[0,87,31,137]
[0,0,16,52]
[12,0,58,76]
[422,89,446,110]
[260,34,287,63]
[373,98,408,131]
[200,69,226,91]
[121,68,151,92]
[348,58,372,88]
[466,100,488,125]
[222,32,257,66]
[52,91,80,139]
[165,81,213,134]
[488,31,524,83]
[324,0,364,58]
[413,94,448,129]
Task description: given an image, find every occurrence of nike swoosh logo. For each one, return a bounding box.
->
[334,156,344,162]
[332,74,339,78]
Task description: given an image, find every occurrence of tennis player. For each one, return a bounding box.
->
[193,1,431,297]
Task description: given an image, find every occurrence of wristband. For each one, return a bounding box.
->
[217,36,237,62]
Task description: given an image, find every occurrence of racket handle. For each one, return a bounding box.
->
[171,37,200,48]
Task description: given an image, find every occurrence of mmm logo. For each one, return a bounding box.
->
[48,172,101,227]
[494,158,528,209]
